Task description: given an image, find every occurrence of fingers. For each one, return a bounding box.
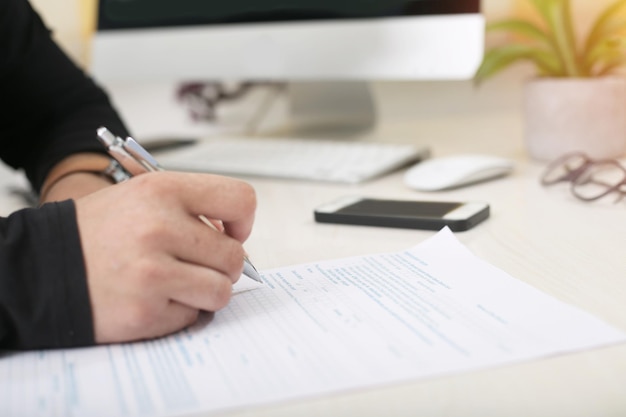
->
[176,230,245,282]
[94,260,233,344]
[90,252,234,344]
[128,302,201,343]
[96,301,200,344]
[132,171,257,243]
[204,217,225,232]
[143,211,245,281]
[77,171,257,345]
[152,303,200,339]
[159,259,234,311]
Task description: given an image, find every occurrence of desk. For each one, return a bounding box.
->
[2,76,626,417]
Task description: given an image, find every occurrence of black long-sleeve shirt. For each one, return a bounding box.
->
[0,0,130,349]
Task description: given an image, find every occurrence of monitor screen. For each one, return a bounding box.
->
[91,0,484,82]
[97,1,479,28]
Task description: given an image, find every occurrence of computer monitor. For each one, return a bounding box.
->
[91,1,484,134]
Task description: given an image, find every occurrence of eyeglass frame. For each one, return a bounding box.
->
[540,151,626,202]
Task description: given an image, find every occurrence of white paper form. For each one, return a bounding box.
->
[1,228,625,417]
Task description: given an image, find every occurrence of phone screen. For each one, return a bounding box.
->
[334,199,463,218]
[314,197,489,231]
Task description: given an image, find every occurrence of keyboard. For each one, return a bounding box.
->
[156,137,429,184]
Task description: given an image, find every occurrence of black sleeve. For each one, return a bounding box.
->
[0,0,132,349]
[0,201,94,349]
[0,0,130,191]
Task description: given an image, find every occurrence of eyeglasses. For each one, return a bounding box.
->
[541,152,626,202]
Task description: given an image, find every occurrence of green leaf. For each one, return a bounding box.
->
[587,0,626,45]
[583,0,626,69]
[486,19,554,48]
[595,54,626,76]
[474,45,563,85]
[479,0,626,82]
[542,0,583,76]
[529,0,554,22]
[586,37,626,75]
[586,37,626,65]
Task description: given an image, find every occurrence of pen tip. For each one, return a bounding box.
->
[243,261,263,283]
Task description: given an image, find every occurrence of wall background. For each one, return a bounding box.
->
[29,0,623,74]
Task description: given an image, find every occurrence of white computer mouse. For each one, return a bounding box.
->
[403,154,514,191]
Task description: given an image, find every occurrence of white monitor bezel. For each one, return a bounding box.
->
[90,14,484,82]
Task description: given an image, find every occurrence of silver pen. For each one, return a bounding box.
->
[96,126,262,283]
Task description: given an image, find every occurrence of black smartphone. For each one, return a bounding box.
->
[314,196,489,232]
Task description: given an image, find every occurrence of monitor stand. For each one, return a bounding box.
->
[278,81,377,138]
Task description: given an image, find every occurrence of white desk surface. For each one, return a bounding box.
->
[2,76,626,417]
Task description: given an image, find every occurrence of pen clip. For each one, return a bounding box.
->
[123,137,162,172]
[97,127,147,176]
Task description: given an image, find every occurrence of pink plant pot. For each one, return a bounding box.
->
[523,77,626,161]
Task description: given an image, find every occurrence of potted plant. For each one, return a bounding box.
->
[474,0,626,161]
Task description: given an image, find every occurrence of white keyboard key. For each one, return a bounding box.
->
[157,137,429,184]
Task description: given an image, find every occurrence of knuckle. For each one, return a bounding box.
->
[132,259,163,287]
[132,172,174,198]
[239,183,257,214]
[208,278,232,310]
[134,221,169,246]
[182,309,200,326]
[124,300,160,331]
[223,241,245,278]
[129,172,158,192]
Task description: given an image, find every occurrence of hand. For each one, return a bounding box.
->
[73,171,256,344]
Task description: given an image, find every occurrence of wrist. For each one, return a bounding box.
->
[40,171,115,204]
[40,153,127,203]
